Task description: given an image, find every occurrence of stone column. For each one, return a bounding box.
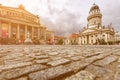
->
[82,36,84,44]
[38,27,40,39]
[44,29,46,41]
[0,20,2,37]
[93,35,95,44]
[17,24,20,39]
[25,25,27,38]
[89,35,91,44]
[32,27,34,39]
[8,23,11,38]
[85,36,86,44]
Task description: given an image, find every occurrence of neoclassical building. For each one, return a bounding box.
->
[64,33,79,45]
[78,3,115,45]
[0,4,54,44]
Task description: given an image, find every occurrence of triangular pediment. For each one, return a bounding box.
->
[81,28,99,33]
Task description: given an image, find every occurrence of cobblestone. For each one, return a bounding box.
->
[47,58,70,66]
[93,55,118,66]
[0,45,119,80]
[0,64,47,80]
[65,70,96,80]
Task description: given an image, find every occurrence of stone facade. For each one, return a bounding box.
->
[46,30,54,44]
[0,4,54,44]
[115,32,120,42]
[78,3,114,45]
[64,33,79,45]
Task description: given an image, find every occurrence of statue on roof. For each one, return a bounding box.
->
[18,4,25,10]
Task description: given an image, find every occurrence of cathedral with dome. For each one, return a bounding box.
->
[78,3,115,45]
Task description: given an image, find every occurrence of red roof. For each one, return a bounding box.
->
[69,33,79,39]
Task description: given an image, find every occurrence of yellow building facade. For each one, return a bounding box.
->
[0,4,54,44]
[46,30,54,44]
[78,3,115,45]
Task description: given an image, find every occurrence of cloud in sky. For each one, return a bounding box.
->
[0,0,120,36]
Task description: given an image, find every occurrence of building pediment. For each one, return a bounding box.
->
[81,28,97,33]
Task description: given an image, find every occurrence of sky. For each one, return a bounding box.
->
[0,0,120,36]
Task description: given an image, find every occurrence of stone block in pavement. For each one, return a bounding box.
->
[0,62,33,71]
[47,58,70,66]
[115,71,120,80]
[35,59,50,64]
[0,58,4,65]
[113,50,120,56]
[29,65,72,80]
[65,61,90,72]
[65,70,96,80]
[114,65,120,80]
[48,52,59,56]
[83,52,111,63]
[0,64,47,80]
[118,58,120,62]
[86,65,114,80]
[34,55,48,59]
[14,76,28,80]
[82,51,100,57]
[4,57,34,65]
[4,53,24,60]
[70,56,84,61]
[93,55,118,66]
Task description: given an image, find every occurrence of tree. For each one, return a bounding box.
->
[98,39,107,45]
[57,39,63,45]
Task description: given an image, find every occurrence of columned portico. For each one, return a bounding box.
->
[38,28,40,39]
[25,25,27,38]
[78,3,114,45]
[0,4,54,44]
[8,23,11,38]
[0,21,2,37]
[87,35,89,44]
[17,24,20,39]
[32,27,34,39]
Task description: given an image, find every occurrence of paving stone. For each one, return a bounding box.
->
[83,52,111,63]
[86,65,114,80]
[4,57,34,65]
[70,56,84,61]
[34,55,48,59]
[0,64,47,80]
[65,50,77,55]
[35,59,50,64]
[4,53,24,60]
[65,60,90,72]
[118,58,120,62]
[82,51,100,57]
[65,70,96,80]
[114,65,120,80]
[48,52,59,56]
[0,62,33,71]
[0,58,4,65]
[93,55,118,66]
[14,76,28,80]
[0,45,119,80]
[29,65,72,80]
[115,71,120,80]
[113,50,120,56]
[47,58,70,66]
[50,56,62,60]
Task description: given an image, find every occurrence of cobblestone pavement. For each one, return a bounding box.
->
[0,45,120,80]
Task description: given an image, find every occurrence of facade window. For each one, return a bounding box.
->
[103,35,105,37]
[96,35,97,37]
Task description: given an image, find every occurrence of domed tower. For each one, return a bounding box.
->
[87,3,102,29]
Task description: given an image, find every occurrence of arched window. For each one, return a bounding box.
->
[94,20,96,24]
